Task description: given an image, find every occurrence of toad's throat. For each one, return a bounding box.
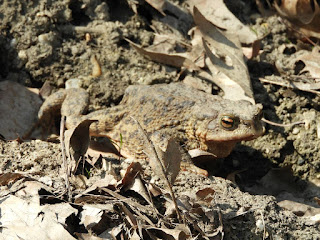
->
[206,141,237,158]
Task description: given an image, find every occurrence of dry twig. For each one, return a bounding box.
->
[60,116,72,202]
[262,118,305,128]
[259,77,320,95]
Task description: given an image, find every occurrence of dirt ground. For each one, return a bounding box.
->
[0,0,320,239]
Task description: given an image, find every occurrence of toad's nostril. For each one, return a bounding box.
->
[243,120,252,127]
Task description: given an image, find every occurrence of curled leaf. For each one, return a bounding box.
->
[64,119,98,171]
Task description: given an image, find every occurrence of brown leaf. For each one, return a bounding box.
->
[0,81,42,140]
[0,173,29,186]
[294,47,320,78]
[162,138,182,184]
[242,39,262,59]
[203,53,254,103]
[148,138,182,185]
[193,6,255,102]
[121,162,143,189]
[196,187,215,202]
[74,174,118,201]
[150,34,180,53]
[117,202,138,228]
[278,200,320,217]
[126,174,154,207]
[275,0,319,24]
[189,0,257,44]
[64,119,98,171]
[148,182,163,197]
[275,0,320,38]
[126,38,201,71]
[188,27,206,68]
[146,226,187,240]
[120,162,155,207]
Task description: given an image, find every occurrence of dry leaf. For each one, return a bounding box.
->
[74,174,118,200]
[188,149,216,159]
[111,224,125,239]
[294,47,320,78]
[121,161,143,189]
[259,76,320,95]
[275,0,318,24]
[79,205,104,231]
[127,175,154,206]
[196,187,215,202]
[126,38,200,71]
[188,27,206,68]
[150,34,181,53]
[275,0,320,38]
[189,0,257,44]
[187,149,221,170]
[146,226,187,240]
[242,39,262,59]
[117,202,138,228]
[120,162,154,206]
[147,138,182,185]
[0,81,42,140]
[129,230,142,240]
[148,182,163,197]
[0,173,30,186]
[64,119,98,171]
[0,195,76,240]
[193,6,254,102]
[162,138,182,184]
[278,200,320,217]
[203,55,254,103]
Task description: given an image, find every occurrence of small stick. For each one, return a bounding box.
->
[130,116,183,223]
[60,116,72,202]
[260,210,267,240]
[259,77,320,95]
[262,118,305,128]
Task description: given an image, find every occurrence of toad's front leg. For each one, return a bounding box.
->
[24,88,89,138]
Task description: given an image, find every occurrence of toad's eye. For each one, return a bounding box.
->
[220,115,238,130]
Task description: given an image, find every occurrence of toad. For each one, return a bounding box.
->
[37,83,264,174]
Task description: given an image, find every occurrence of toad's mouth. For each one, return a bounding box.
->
[205,126,265,142]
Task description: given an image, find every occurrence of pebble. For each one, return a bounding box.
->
[255,219,264,232]
[292,128,300,135]
[65,78,82,89]
[297,157,305,166]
